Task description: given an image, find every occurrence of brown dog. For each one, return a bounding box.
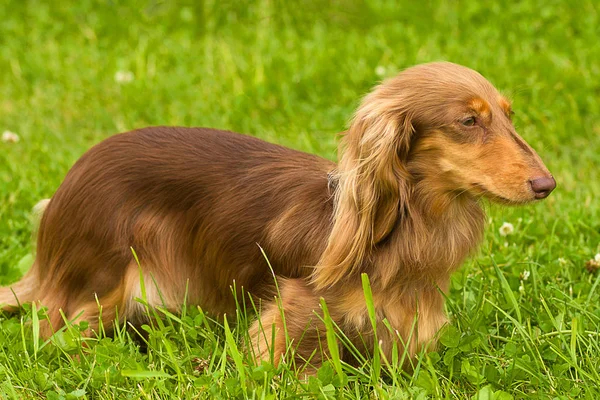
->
[0,62,554,369]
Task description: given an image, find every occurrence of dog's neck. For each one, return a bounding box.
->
[373,187,486,291]
[324,170,486,291]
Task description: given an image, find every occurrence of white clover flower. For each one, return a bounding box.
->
[2,130,19,143]
[558,257,567,266]
[522,270,530,280]
[114,70,134,84]
[375,66,386,77]
[499,222,514,237]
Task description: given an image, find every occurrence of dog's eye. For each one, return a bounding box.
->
[461,117,476,127]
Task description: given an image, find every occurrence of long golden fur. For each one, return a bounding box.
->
[0,62,554,370]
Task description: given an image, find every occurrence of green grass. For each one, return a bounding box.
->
[1,0,600,398]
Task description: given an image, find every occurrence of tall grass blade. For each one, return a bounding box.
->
[492,259,522,323]
[319,297,343,377]
[361,273,381,386]
[223,316,247,395]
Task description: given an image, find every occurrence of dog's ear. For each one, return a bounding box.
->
[312,89,415,289]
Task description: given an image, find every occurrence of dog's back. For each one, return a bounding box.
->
[1,127,334,335]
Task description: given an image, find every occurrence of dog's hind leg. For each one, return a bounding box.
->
[35,277,131,339]
[35,291,70,338]
[54,263,171,339]
[64,288,126,338]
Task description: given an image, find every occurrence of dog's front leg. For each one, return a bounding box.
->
[247,278,335,373]
[374,284,448,368]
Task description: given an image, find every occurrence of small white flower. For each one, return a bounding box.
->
[503,242,509,247]
[522,270,530,280]
[499,222,514,237]
[558,257,567,266]
[2,130,19,143]
[519,285,525,293]
[375,66,386,77]
[595,253,600,263]
[114,70,134,84]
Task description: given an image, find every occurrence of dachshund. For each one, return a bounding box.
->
[0,62,555,370]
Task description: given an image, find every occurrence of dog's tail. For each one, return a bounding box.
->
[0,270,39,311]
[0,198,49,311]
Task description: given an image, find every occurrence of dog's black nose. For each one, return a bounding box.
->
[530,176,556,199]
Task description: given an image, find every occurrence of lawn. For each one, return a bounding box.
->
[1,0,599,398]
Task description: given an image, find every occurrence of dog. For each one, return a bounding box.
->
[0,62,555,370]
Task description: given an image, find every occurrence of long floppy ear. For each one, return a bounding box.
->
[312,88,415,290]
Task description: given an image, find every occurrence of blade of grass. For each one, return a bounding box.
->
[223,316,247,396]
[319,297,343,378]
[492,258,522,323]
[361,273,381,387]
[31,301,39,359]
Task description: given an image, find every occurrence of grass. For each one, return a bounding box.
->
[1,0,600,398]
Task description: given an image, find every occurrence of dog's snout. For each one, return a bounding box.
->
[529,176,556,199]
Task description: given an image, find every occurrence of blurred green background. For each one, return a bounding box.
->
[1,1,599,398]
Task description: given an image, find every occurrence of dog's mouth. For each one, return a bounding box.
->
[470,183,535,205]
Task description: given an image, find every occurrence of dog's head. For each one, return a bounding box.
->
[313,62,554,288]
[397,62,555,206]
[350,62,554,208]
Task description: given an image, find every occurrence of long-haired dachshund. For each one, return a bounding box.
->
[0,62,554,369]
